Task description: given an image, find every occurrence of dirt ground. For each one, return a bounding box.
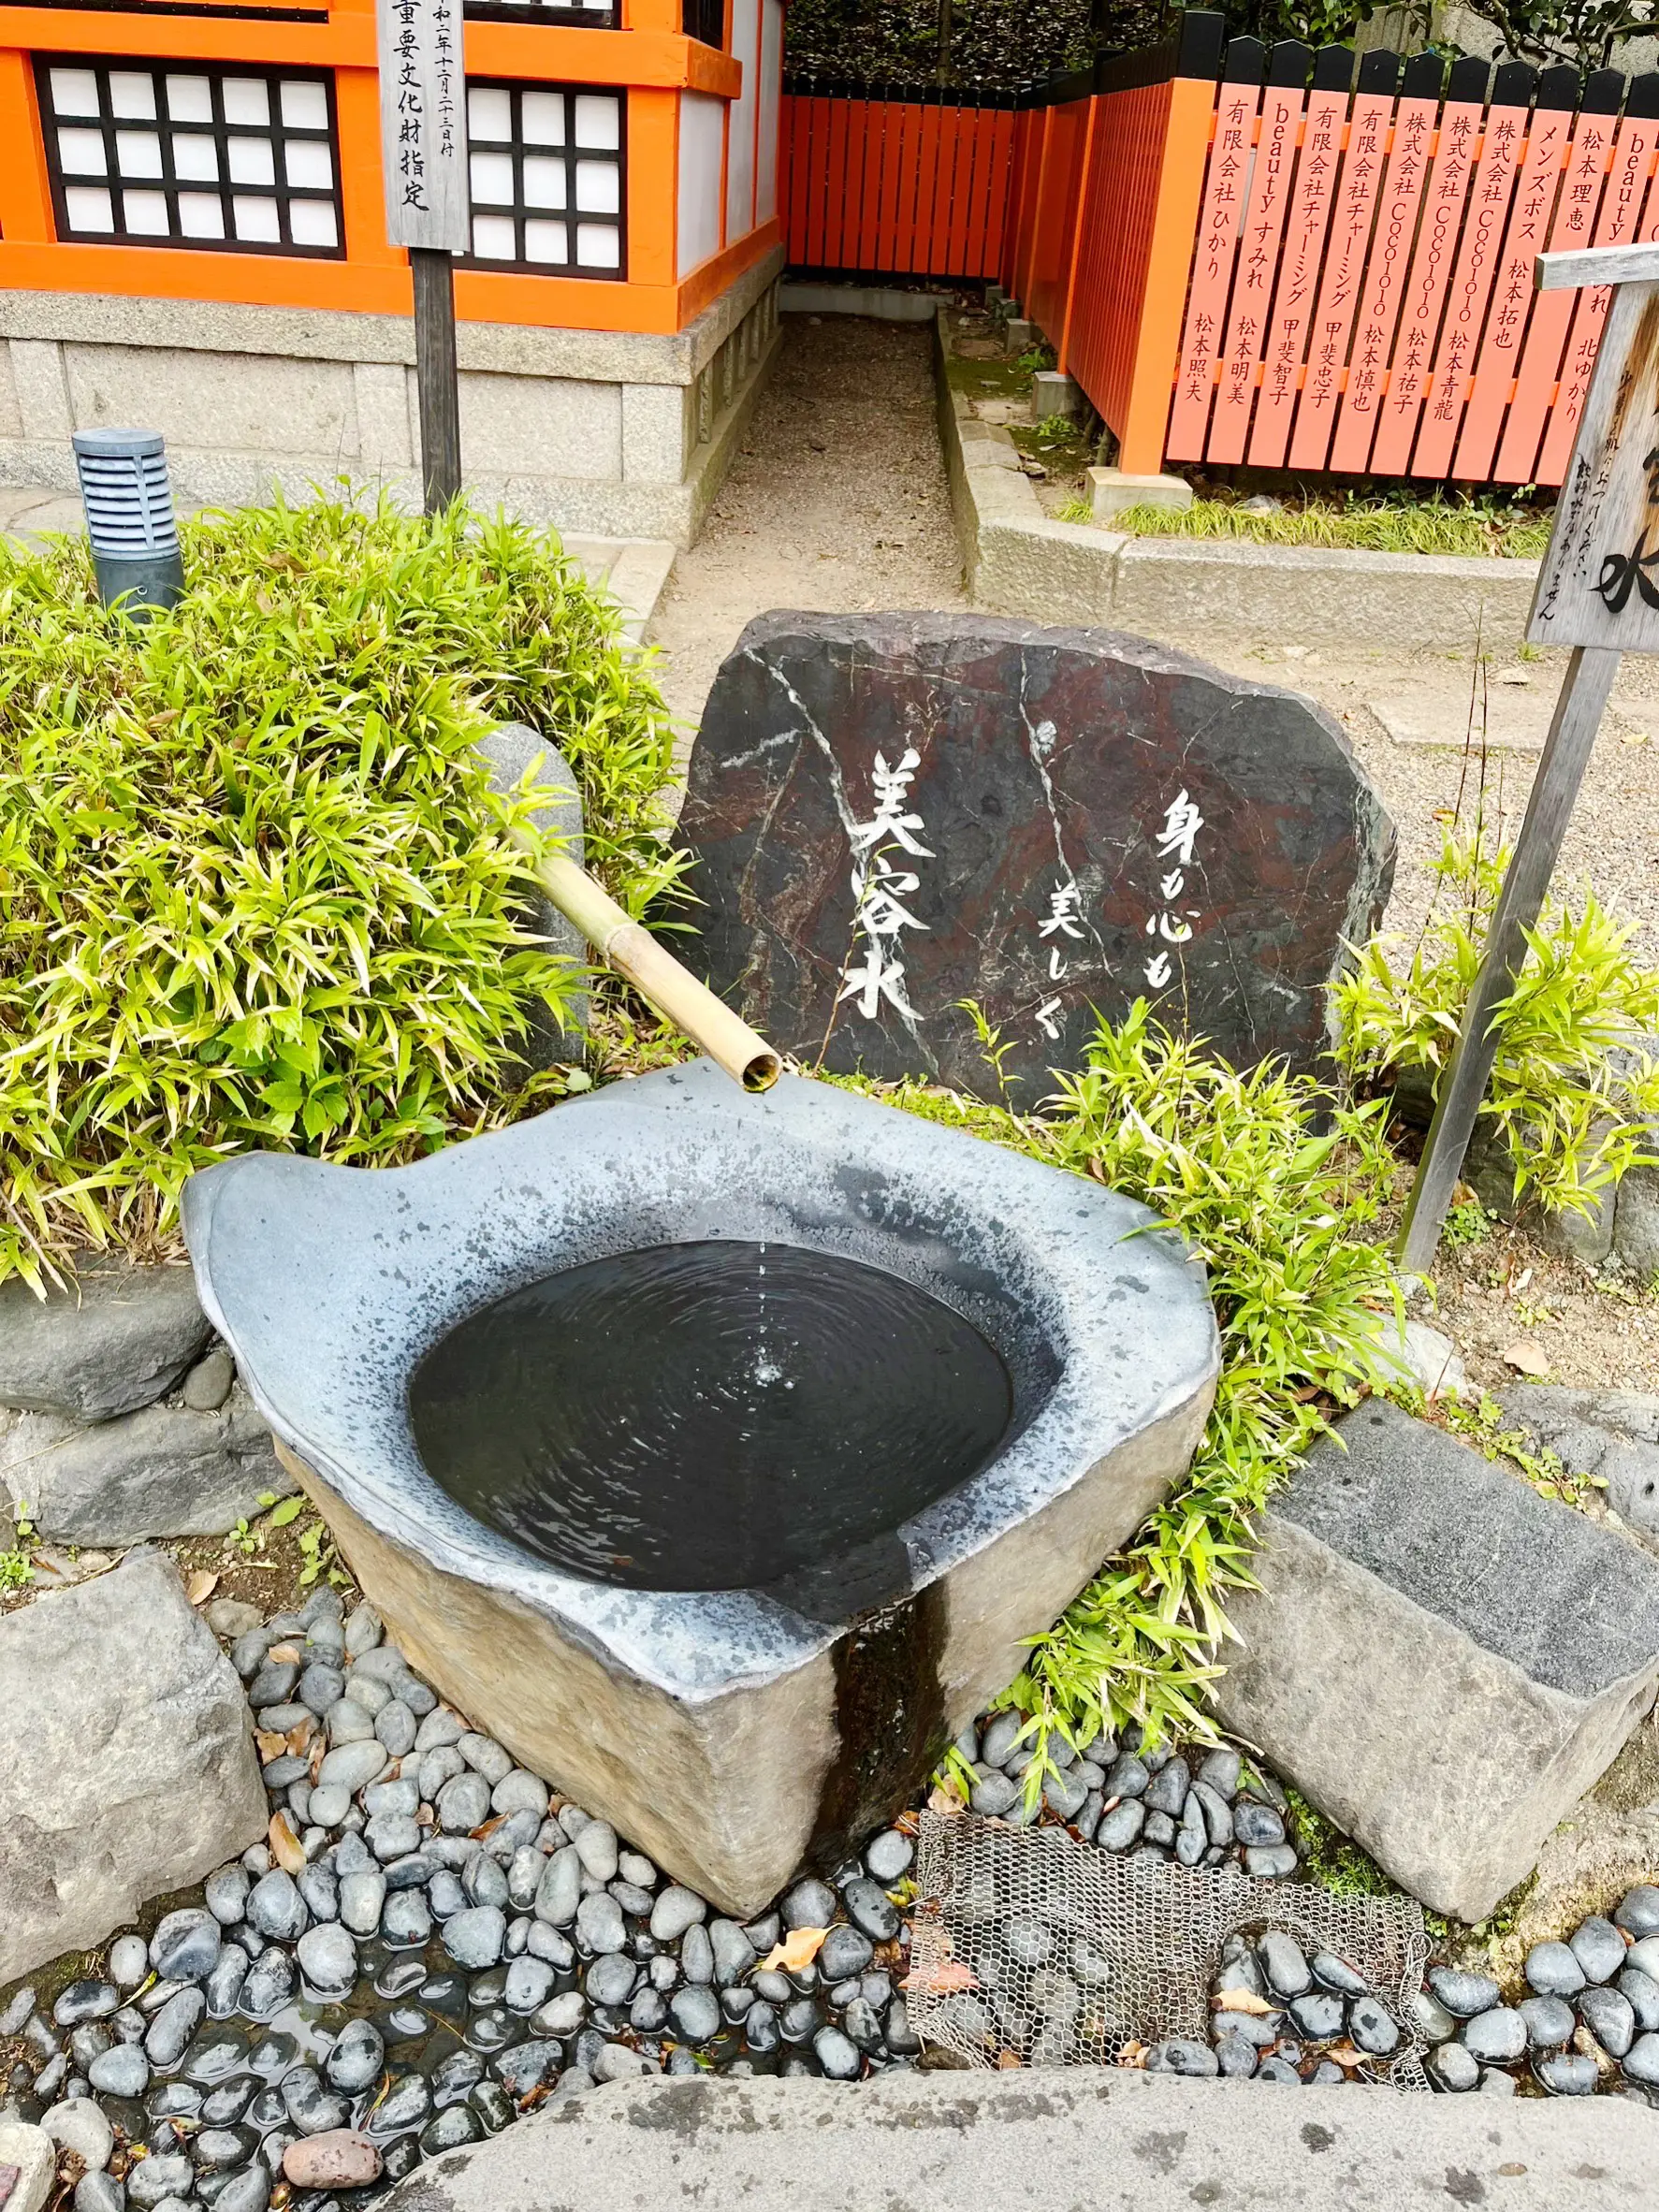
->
[648,315,967,745]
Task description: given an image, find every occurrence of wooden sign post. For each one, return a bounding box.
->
[377,0,469,512]
[1399,240,1659,1276]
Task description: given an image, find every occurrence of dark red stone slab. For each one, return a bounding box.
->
[679,613,1395,1103]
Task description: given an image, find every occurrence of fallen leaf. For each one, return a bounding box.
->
[997,2049,1022,2069]
[267,1641,302,1663]
[761,1927,829,1973]
[269,1811,305,1873]
[1325,2042,1364,2069]
[1115,2041,1148,2069]
[1502,1339,1551,1378]
[900,1957,979,1994]
[187,1570,219,1605]
[255,1730,288,1761]
[1212,1986,1273,2016]
[285,1718,315,1755]
[926,1784,966,1817]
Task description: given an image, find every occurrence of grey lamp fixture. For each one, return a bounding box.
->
[71,427,184,615]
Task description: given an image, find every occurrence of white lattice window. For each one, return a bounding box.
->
[465,82,624,277]
[39,60,342,255]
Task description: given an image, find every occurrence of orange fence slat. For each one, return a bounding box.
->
[1328,94,1436,474]
[1496,109,1610,481]
[1409,96,1527,480]
[1287,82,1392,470]
[1210,79,1305,465]
[1250,83,1349,466]
[1368,95,1482,477]
[1450,97,1574,481]
[1536,109,1659,483]
[1169,77,1259,460]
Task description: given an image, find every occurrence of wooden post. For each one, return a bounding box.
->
[1397,647,1620,1274]
[1399,239,1659,1274]
[410,247,461,511]
[377,0,470,514]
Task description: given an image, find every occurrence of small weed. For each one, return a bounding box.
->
[296,1515,348,1591]
[0,1550,32,1591]
[1014,343,1055,372]
[1429,1390,1606,1512]
[1442,1195,1491,1248]
[1286,1784,1450,1943]
[1055,494,1094,524]
[1513,1297,1556,1330]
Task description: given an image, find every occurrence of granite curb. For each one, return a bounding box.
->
[935,311,1541,649]
[381,2070,1659,2211]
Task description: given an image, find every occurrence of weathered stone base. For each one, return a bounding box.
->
[0,248,783,546]
[0,1547,266,1985]
[1215,1400,1659,1922]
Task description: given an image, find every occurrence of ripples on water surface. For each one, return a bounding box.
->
[409,1240,1013,1592]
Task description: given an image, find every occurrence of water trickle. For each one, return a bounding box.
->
[408,1239,1013,1596]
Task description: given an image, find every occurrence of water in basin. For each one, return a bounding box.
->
[408,1239,1014,1593]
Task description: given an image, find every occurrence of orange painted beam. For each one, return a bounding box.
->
[0,15,738,95]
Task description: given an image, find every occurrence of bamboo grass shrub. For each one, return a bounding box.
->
[1335,831,1659,1221]
[841,1001,1401,1758]
[0,496,681,1291]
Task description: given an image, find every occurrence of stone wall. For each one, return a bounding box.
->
[0,247,785,546]
[0,1258,295,1550]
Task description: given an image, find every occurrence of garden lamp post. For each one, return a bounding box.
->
[1401,239,1659,1275]
[71,428,184,615]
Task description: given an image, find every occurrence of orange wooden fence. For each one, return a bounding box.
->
[779,82,1014,280]
[779,15,1659,488]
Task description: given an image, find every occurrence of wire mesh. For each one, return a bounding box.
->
[909,1812,1431,2088]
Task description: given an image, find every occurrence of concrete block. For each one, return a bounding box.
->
[1494,1384,1659,1547]
[455,371,621,480]
[1003,317,1037,351]
[1110,536,1540,649]
[621,382,687,483]
[1088,464,1193,517]
[1214,1400,1659,1920]
[379,2070,1659,2212]
[353,361,413,470]
[63,342,355,457]
[780,283,940,323]
[1030,369,1084,422]
[0,1547,267,1984]
[0,343,22,441]
[8,339,70,442]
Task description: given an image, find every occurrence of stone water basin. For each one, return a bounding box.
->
[183,1060,1218,1914]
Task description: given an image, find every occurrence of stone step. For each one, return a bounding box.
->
[378,2070,1659,2211]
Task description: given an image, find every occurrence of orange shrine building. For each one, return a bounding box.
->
[0,0,785,537]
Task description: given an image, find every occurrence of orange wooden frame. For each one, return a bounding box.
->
[0,0,774,334]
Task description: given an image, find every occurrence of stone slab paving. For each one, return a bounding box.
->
[378,2071,1659,2211]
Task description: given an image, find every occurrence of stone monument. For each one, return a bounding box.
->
[678,612,1395,1101]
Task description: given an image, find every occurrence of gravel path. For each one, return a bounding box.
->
[648,316,967,746]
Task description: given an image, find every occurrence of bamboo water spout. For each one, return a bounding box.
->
[521,840,780,1093]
